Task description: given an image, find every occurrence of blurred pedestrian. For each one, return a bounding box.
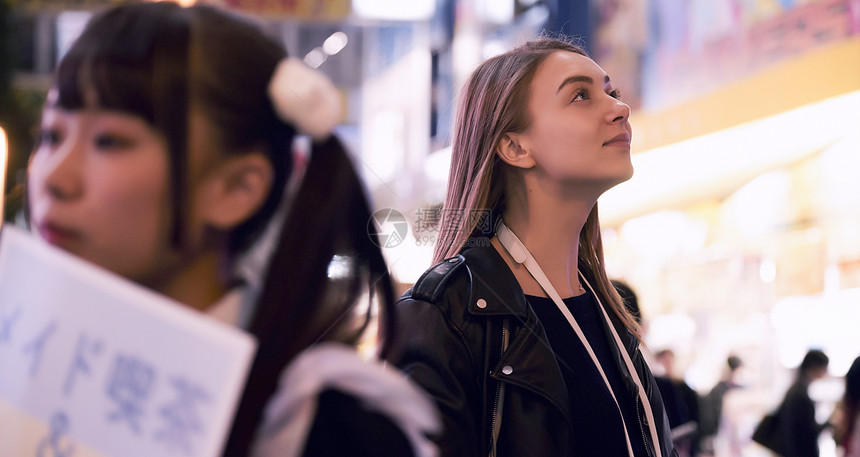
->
[653,349,701,457]
[766,349,831,457]
[699,355,744,455]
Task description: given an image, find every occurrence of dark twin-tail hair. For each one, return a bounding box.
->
[224,135,396,454]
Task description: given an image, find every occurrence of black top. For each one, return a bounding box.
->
[528,292,648,456]
[303,389,415,456]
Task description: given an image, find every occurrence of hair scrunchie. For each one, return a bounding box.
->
[267,58,342,139]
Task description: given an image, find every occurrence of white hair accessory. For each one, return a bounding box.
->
[267,58,342,139]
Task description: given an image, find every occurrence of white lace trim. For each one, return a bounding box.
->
[252,343,440,457]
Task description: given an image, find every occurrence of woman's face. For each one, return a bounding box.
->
[28,94,188,287]
[515,50,633,194]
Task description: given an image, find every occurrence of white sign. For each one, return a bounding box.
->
[0,226,257,457]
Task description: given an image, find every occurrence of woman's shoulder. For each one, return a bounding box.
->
[399,242,529,321]
[251,343,439,457]
[404,253,472,305]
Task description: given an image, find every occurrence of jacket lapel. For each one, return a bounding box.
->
[461,244,574,430]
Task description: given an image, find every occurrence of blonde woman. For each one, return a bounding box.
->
[386,38,677,457]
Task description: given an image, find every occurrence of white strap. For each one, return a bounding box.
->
[584,273,664,457]
[496,221,663,457]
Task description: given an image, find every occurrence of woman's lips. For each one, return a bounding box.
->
[37,221,81,246]
[603,133,631,146]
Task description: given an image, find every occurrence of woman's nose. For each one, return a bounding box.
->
[608,98,631,124]
[40,137,84,201]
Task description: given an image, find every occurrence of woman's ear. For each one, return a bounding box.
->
[199,152,274,230]
[495,132,535,169]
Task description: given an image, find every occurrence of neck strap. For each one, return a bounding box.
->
[496,220,663,457]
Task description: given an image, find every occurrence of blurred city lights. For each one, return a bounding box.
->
[352,0,435,21]
[322,32,348,56]
[304,32,350,69]
[475,0,514,24]
[760,259,777,284]
[303,47,327,69]
[326,254,354,280]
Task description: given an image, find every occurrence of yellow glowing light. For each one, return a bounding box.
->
[0,127,6,230]
[600,90,860,227]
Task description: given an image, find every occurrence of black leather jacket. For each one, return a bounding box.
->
[386,243,678,457]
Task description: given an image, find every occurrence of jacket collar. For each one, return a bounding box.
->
[459,242,530,320]
[461,241,642,380]
[459,242,640,347]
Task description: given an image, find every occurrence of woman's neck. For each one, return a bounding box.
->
[495,188,593,298]
[144,250,229,312]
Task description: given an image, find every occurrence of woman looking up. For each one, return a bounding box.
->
[386,37,677,457]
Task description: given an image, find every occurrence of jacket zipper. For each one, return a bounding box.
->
[489,319,509,456]
[636,394,652,457]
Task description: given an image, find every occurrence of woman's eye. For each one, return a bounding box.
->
[571,89,588,102]
[608,89,622,100]
[38,129,61,147]
[94,134,130,150]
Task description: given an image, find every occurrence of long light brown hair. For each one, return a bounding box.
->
[434,37,641,339]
